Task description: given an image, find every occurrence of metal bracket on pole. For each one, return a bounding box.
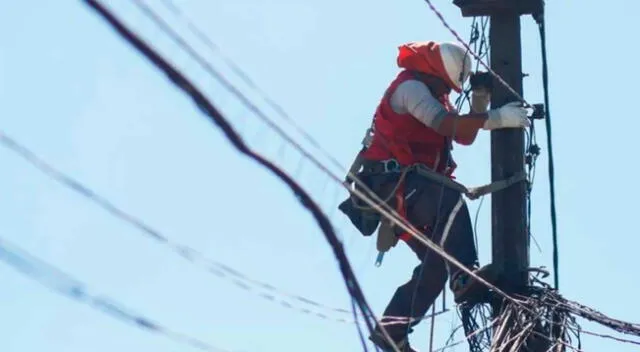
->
[531,103,545,120]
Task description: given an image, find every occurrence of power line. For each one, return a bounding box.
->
[0,130,361,323]
[81,1,387,350]
[0,129,451,332]
[0,15,446,340]
[0,236,235,352]
[156,0,345,173]
[536,13,560,290]
[580,330,640,347]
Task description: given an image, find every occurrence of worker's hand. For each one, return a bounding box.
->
[471,88,491,113]
[470,72,492,113]
[470,72,493,91]
[483,102,530,130]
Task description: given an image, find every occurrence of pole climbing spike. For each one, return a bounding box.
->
[375,252,385,267]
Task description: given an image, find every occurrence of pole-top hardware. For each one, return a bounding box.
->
[453,0,544,17]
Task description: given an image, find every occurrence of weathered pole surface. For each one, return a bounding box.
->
[488,11,529,294]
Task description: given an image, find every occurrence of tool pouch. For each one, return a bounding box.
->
[338,179,381,237]
[338,172,401,237]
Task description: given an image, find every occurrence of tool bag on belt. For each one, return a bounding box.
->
[338,155,525,266]
[337,164,401,238]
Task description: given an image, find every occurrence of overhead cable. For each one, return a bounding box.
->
[156,0,345,173]
[0,236,233,352]
[0,130,359,323]
[536,13,560,290]
[81,1,390,350]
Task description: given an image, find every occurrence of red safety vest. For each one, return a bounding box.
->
[361,69,457,175]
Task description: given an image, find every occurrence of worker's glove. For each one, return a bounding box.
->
[470,72,492,113]
[483,102,530,130]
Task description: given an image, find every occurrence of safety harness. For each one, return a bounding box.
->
[344,128,527,266]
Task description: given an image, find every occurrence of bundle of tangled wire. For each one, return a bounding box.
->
[452,268,640,352]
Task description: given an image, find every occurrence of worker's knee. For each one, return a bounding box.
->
[411,258,448,288]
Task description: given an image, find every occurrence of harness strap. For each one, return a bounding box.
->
[395,181,412,242]
[344,128,374,185]
[345,150,365,185]
[465,172,527,200]
[375,177,409,267]
[413,164,527,200]
[344,148,526,266]
[372,165,526,266]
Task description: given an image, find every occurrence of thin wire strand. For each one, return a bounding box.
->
[433,318,498,352]
[0,126,450,331]
[87,2,390,350]
[0,131,359,322]
[421,0,531,108]
[0,236,234,352]
[580,329,640,346]
[156,0,345,173]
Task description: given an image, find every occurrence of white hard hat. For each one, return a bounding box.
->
[439,42,472,91]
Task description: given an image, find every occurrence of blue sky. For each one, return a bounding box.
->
[1,1,639,351]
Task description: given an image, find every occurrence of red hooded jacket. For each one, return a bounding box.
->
[361,41,459,175]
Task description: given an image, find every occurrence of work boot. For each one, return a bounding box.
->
[369,328,419,352]
[450,263,501,303]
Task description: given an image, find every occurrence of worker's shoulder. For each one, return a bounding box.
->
[392,78,435,100]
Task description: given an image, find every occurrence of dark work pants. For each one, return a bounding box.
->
[377,172,478,339]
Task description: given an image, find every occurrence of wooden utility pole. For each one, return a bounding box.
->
[488,11,530,292]
[453,2,546,350]
[454,0,543,320]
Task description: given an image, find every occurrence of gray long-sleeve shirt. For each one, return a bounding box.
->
[389,79,450,130]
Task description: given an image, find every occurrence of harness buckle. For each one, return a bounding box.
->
[381,159,401,173]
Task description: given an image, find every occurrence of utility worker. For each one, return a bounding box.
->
[338,41,530,352]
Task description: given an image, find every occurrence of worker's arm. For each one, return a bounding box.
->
[437,112,487,145]
[443,88,493,145]
[390,80,530,146]
[390,80,487,146]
